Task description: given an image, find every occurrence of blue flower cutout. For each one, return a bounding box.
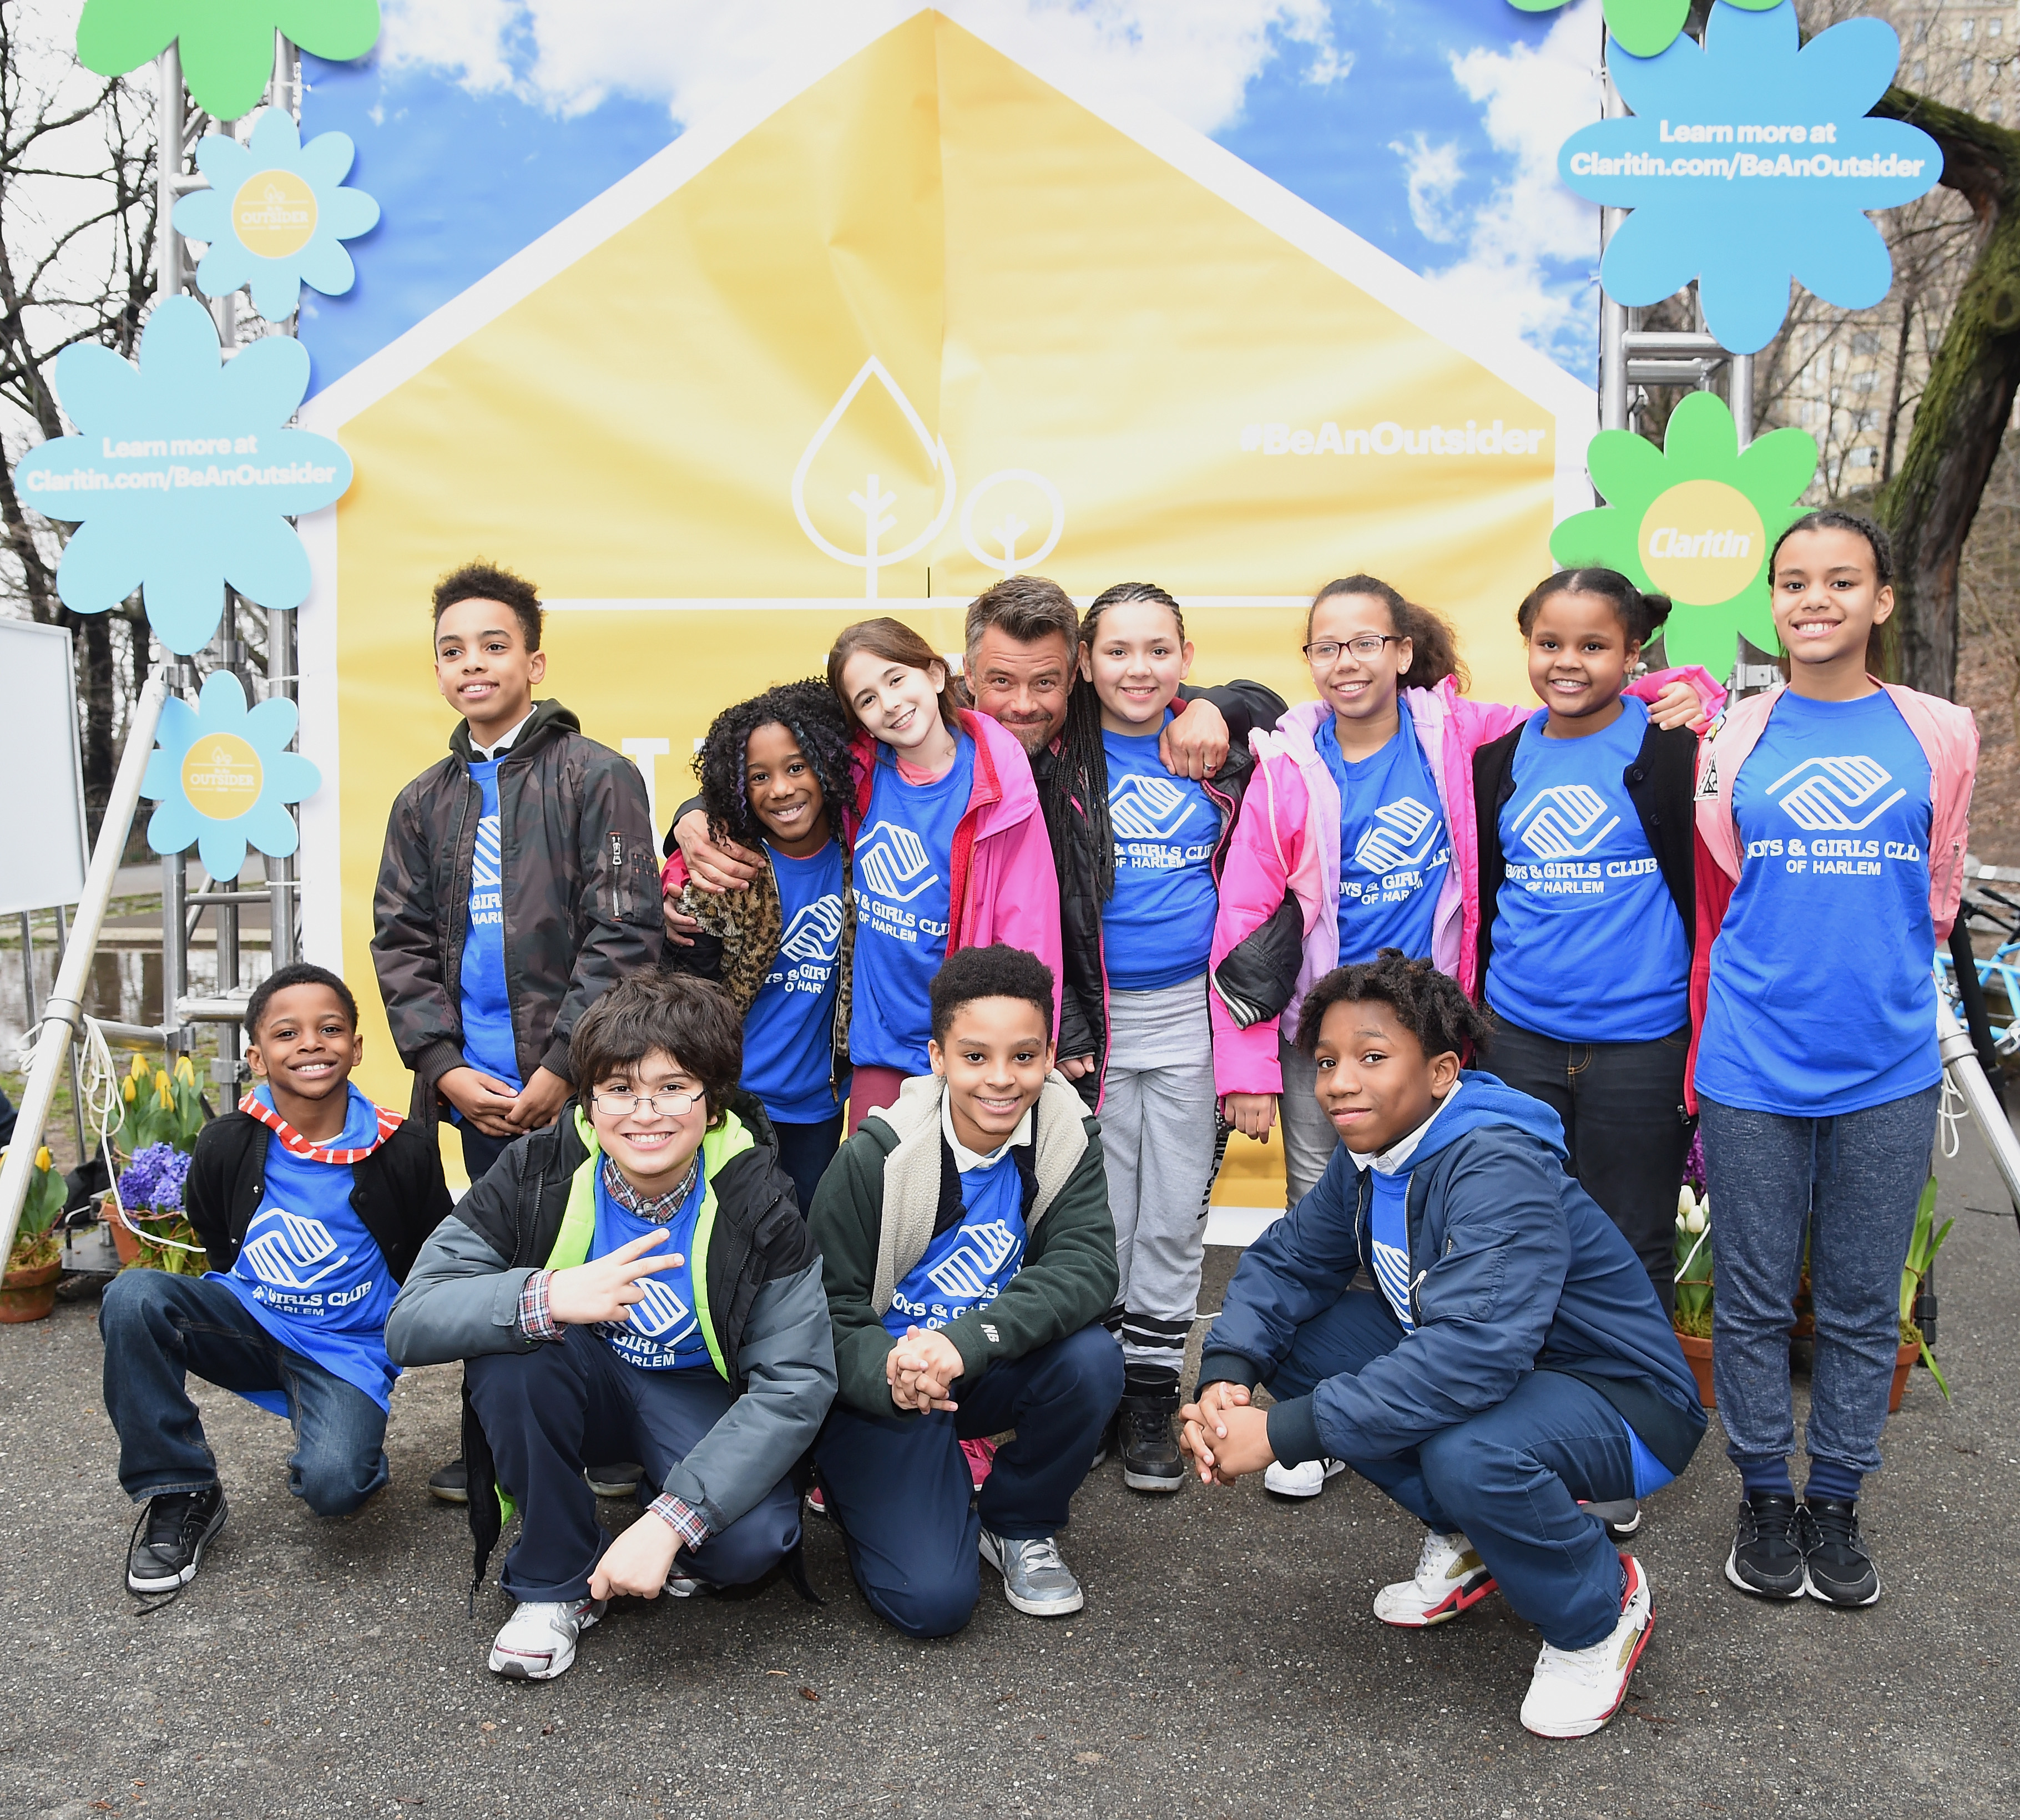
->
[9,295,352,654]
[173,108,380,321]
[143,669,320,882]
[1558,1,1942,353]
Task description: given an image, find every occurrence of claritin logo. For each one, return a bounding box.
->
[778,894,845,965]
[1512,784,1622,861]
[1352,797,1441,873]
[857,821,940,902]
[1108,774,1202,842]
[1768,756,1907,832]
[628,1276,698,1342]
[925,1220,1022,1299]
[240,1207,349,1290]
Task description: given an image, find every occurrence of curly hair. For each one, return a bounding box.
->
[930,943,1057,1044]
[432,559,542,651]
[1308,575,1469,695]
[690,680,855,850]
[1294,950,1491,1062]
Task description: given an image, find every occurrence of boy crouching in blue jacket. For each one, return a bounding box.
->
[1181,952,1705,1740]
[386,972,836,1682]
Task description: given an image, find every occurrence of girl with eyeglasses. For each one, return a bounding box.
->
[1210,573,1721,1246]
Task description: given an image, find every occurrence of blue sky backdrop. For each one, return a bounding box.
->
[299,0,1603,398]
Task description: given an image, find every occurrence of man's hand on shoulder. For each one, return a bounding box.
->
[1160,695,1230,780]
[675,807,763,895]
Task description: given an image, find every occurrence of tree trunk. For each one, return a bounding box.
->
[1873,88,2020,696]
[69,606,115,839]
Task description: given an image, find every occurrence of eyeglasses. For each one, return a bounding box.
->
[1303,635,1402,665]
[591,1089,701,1118]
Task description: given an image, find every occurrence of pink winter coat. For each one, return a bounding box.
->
[1209,670,1725,1098]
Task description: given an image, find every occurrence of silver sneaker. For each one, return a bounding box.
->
[978,1525,1085,1617]
[487,1596,605,1680]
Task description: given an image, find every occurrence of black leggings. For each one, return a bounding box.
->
[1476,1013,1693,1314]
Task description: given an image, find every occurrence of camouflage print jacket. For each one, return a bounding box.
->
[371,700,663,1129]
[666,837,855,1104]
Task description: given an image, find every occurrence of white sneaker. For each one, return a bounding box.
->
[1519,1555,1654,1740]
[1373,1529,1497,1627]
[487,1596,606,1681]
[1263,1457,1346,1499]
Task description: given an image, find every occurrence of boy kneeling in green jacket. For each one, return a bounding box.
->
[810,945,1123,1636]
[386,973,836,1681]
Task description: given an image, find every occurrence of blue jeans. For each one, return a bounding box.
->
[1699,1086,1938,1496]
[1267,1288,1634,1650]
[1478,1015,1694,1313]
[815,1324,1124,1638]
[467,1338,802,1603]
[99,1270,390,1516]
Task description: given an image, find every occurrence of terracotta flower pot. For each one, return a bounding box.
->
[1887,1339,1920,1414]
[1675,1331,1715,1409]
[0,1257,61,1324]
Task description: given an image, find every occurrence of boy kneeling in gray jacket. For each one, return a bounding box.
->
[387,973,836,1681]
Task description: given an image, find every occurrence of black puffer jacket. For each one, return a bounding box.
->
[1043,680,1285,1102]
[371,700,663,1131]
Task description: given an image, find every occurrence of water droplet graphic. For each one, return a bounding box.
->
[792,357,955,598]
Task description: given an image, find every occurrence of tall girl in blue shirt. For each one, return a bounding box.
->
[1690,511,1977,1610]
[1046,582,1253,1491]
[1470,570,1700,1312]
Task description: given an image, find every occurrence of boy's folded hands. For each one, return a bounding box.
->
[547,1230,686,1327]
[885,1326,964,1413]
[1179,1381,1276,1485]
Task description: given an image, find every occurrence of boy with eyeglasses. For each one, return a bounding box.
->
[386,972,836,1681]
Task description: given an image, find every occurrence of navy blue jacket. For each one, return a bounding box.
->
[1197,1072,1706,1477]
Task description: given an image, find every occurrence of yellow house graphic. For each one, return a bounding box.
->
[297,7,1594,1201]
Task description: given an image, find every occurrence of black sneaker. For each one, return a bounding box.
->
[1724,1493,1805,1599]
[584,1462,644,1499]
[128,1485,228,1593]
[1118,1393,1183,1493]
[1799,1499,1881,1606]
[427,1458,468,1504]
[1583,1498,1643,1545]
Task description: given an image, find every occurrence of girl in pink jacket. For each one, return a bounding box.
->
[829,618,1063,1133]
[1688,510,1976,1612]
[1209,574,1720,1220]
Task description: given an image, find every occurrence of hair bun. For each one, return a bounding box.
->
[1638,589,1674,632]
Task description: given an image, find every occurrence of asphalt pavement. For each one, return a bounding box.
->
[5,1119,2018,1820]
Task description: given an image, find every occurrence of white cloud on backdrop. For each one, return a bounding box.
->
[1406,0,1603,363]
[380,0,1347,135]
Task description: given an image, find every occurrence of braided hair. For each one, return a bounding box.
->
[691,679,855,850]
[1045,582,1188,903]
[1294,949,1492,1061]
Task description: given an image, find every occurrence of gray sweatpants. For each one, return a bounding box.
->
[1278,1034,1342,1210]
[1102,974,1223,1389]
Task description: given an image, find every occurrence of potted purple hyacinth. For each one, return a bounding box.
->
[111,1143,206,1275]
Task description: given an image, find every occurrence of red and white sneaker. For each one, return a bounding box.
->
[1519,1555,1654,1739]
[1372,1529,1497,1627]
[487,1595,605,1681]
[961,1437,998,1490]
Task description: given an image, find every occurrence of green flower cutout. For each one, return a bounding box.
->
[78,1,381,122]
[1507,0,1781,61]
[1549,391,1819,676]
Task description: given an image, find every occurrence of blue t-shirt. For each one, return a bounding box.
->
[1486,701,1691,1044]
[1368,1170,1417,1333]
[850,737,975,1073]
[741,841,850,1124]
[883,1147,1027,1337]
[1319,715,1451,964]
[458,757,522,1091]
[591,1159,711,1373]
[212,1085,400,1413]
[1102,719,1220,989]
[1696,690,1938,1116]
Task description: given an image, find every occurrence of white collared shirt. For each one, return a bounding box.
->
[469,709,536,763]
[1346,1078,1461,1176]
[941,1093,1033,1173]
